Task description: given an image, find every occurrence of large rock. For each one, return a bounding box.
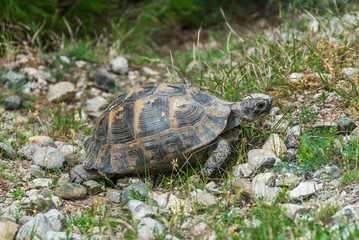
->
[109,56,128,75]
[262,134,287,157]
[252,182,280,204]
[232,163,253,177]
[122,181,148,204]
[337,117,356,133]
[0,142,16,160]
[32,147,65,169]
[1,70,27,88]
[247,149,277,171]
[16,213,54,240]
[94,69,116,91]
[137,218,164,240]
[47,81,75,102]
[55,183,87,200]
[289,182,323,201]
[4,95,21,110]
[0,221,18,240]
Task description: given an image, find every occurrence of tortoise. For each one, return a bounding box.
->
[70,83,272,182]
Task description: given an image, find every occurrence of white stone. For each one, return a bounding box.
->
[279,204,310,221]
[32,147,65,169]
[289,73,304,82]
[142,67,159,76]
[137,218,164,240]
[341,68,358,78]
[252,172,276,186]
[247,149,277,171]
[109,56,128,75]
[232,163,253,177]
[289,182,323,200]
[262,134,287,157]
[59,56,70,64]
[252,182,280,204]
[16,213,54,240]
[47,81,75,102]
[31,178,53,188]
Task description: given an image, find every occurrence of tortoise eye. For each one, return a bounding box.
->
[256,102,265,108]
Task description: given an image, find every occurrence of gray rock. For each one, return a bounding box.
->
[122,181,148,204]
[247,149,277,171]
[285,134,300,148]
[59,144,78,156]
[243,218,262,228]
[150,192,192,213]
[46,231,83,240]
[279,204,311,221]
[94,69,116,91]
[231,178,252,197]
[312,169,324,179]
[337,117,356,133]
[269,107,280,116]
[55,183,87,200]
[4,95,21,110]
[137,218,164,240]
[332,202,359,226]
[0,221,18,240]
[16,213,54,240]
[285,125,301,148]
[341,68,358,78]
[32,147,65,169]
[44,209,64,232]
[21,194,57,212]
[275,175,300,187]
[131,203,156,220]
[47,81,75,102]
[109,56,128,75]
[82,180,102,195]
[0,142,16,160]
[85,96,108,118]
[289,73,304,82]
[108,191,121,203]
[285,148,298,161]
[193,222,207,236]
[30,178,53,188]
[252,182,280,204]
[193,190,217,207]
[261,134,287,157]
[289,182,323,201]
[1,70,27,88]
[325,165,341,179]
[28,136,55,147]
[59,56,70,64]
[127,199,144,211]
[232,163,253,177]
[75,60,88,68]
[252,172,276,186]
[142,67,159,76]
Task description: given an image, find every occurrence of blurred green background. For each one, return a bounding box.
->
[0,0,349,53]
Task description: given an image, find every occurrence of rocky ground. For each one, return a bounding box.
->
[0,9,359,240]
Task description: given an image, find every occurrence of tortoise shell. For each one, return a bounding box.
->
[82,83,234,175]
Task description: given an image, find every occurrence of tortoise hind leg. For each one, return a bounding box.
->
[201,137,231,178]
[70,164,104,183]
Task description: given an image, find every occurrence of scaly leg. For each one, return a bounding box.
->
[202,137,231,178]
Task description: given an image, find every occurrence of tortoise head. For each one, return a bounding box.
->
[233,97,272,121]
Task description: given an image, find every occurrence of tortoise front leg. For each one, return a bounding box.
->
[201,137,231,178]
